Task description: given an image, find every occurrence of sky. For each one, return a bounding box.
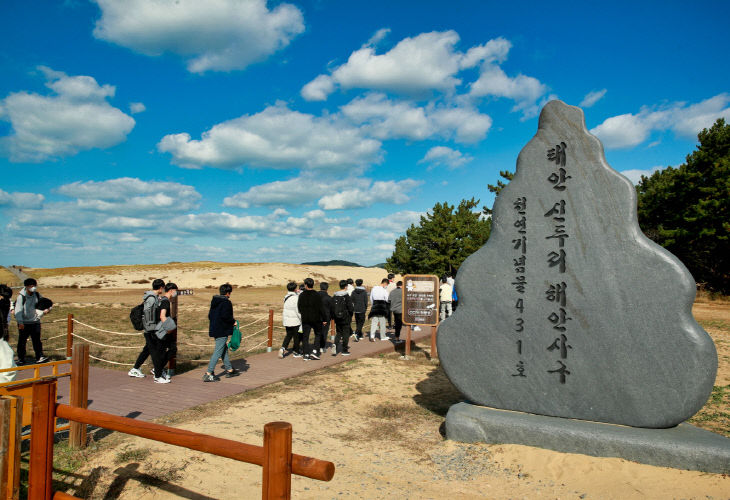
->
[1,0,729,269]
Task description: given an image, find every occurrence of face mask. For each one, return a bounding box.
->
[29,287,37,293]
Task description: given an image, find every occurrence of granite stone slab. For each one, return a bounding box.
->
[446,402,730,474]
[438,100,717,428]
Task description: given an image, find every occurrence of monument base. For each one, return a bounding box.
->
[445,402,730,474]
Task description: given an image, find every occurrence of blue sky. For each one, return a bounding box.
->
[1,0,728,268]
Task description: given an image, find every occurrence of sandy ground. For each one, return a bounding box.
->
[23,262,396,289]
[59,351,728,500]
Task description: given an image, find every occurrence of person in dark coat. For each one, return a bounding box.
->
[204,283,240,382]
[297,278,326,360]
[351,279,368,341]
[318,282,334,353]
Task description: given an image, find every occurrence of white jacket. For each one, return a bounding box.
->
[282,292,301,327]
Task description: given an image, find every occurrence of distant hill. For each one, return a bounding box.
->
[301,260,362,267]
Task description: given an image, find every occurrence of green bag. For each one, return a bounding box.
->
[228,320,241,351]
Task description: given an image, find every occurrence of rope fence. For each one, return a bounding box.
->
[40,310,285,369]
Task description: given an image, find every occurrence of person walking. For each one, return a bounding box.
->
[332,280,354,355]
[204,283,241,382]
[279,282,302,358]
[385,273,396,328]
[129,279,165,379]
[154,282,179,380]
[0,284,12,342]
[369,278,390,341]
[351,279,368,341]
[297,278,325,360]
[14,278,50,364]
[439,277,453,321]
[318,282,334,354]
[389,280,404,343]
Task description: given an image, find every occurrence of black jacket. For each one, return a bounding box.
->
[319,291,334,323]
[351,288,368,314]
[298,289,325,324]
[208,295,235,338]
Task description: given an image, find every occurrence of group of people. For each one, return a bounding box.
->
[279,274,405,361]
[0,278,52,376]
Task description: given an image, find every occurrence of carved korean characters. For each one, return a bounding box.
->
[438,100,717,428]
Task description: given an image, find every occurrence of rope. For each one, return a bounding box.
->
[70,332,143,349]
[72,319,142,336]
[88,354,135,366]
[182,317,267,334]
[44,334,67,341]
[246,339,269,352]
[179,326,270,347]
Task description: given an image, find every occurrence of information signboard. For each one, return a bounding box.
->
[402,274,440,326]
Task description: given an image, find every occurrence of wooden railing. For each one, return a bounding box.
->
[22,378,333,499]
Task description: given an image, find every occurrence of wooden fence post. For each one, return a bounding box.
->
[69,344,89,449]
[0,395,22,500]
[262,421,292,500]
[267,309,274,352]
[66,314,73,359]
[28,379,56,500]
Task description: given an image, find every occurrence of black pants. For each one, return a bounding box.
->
[334,320,351,353]
[320,321,330,349]
[133,332,151,369]
[17,323,43,361]
[354,312,366,336]
[144,331,168,377]
[393,312,403,338]
[301,322,321,355]
[282,325,300,351]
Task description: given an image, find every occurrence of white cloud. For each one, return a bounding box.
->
[304,209,325,219]
[358,210,422,232]
[580,89,606,108]
[341,93,491,143]
[158,102,382,170]
[223,175,367,208]
[318,180,422,210]
[92,0,304,73]
[620,166,665,184]
[130,102,146,114]
[590,94,730,149]
[57,178,202,213]
[301,31,513,100]
[0,189,44,209]
[0,67,135,162]
[469,64,548,119]
[418,146,473,169]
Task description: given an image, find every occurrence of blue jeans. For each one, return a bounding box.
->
[207,336,232,373]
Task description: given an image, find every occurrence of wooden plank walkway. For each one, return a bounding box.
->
[42,328,434,421]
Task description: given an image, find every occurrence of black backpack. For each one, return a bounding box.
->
[333,295,348,320]
[130,303,145,331]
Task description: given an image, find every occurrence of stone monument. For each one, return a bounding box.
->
[438,100,729,472]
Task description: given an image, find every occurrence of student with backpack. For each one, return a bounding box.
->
[332,280,354,356]
[351,279,368,341]
[128,279,166,381]
[14,278,50,365]
[279,282,301,358]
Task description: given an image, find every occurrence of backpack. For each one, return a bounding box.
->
[129,303,145,331]
[333,295,348,320]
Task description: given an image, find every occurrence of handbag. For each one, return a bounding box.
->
[228,320,241,351]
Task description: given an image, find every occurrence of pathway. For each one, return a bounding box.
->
[27,328,435,421]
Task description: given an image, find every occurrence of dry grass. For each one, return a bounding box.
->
[0,267,20,286]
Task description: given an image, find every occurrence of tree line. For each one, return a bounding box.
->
[387,119,729,294]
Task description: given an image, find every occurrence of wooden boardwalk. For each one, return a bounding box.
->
[35,329,433,421]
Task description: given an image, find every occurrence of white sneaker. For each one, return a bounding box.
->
[151,368,171,380]
[128,368,145,378]
[380,337,389,341]
[278,347,285,359]
[153,376,171,384]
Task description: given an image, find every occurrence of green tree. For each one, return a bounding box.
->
[386,198,491,276]
[637,118,730,293]
[482,170,514,215]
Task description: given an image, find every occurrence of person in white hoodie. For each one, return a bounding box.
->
[279,282,302,358]
[15,278,50,365]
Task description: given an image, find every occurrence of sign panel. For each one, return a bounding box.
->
[178,289,194,296]
[402,274,440,326]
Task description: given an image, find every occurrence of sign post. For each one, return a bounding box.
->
[401,275,440,359]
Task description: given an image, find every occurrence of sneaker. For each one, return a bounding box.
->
[278,347,285,359]
[36,356,50,364]
[369,337,375,342]
[394,339,405,344]
[354,336,360,342]
[332,350,338,356]
[310,352,320,360]
[128,367,145,378]
[202,373,220,382]
[292,352,302,358]
[380,337,389,341]
[151,368,171,380]
[154,376,171,384]
[341,351,351,356]
[224,368,240,378]
[303,355,310,361]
